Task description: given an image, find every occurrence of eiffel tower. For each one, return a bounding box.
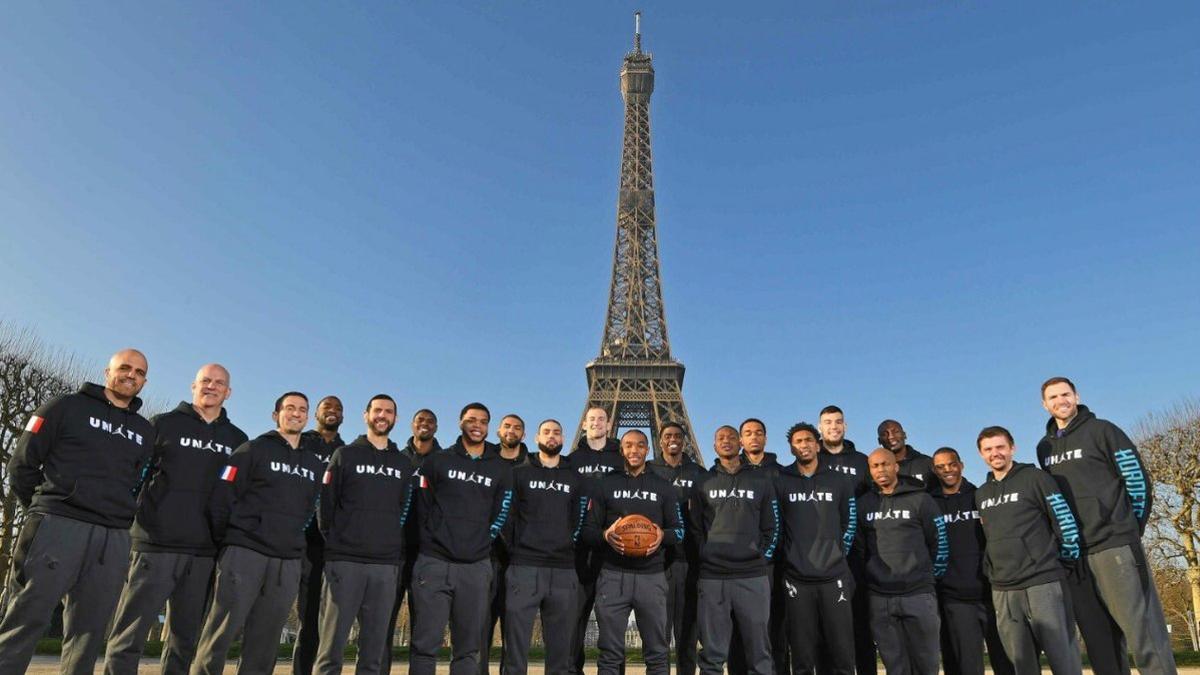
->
[574,13,701,463]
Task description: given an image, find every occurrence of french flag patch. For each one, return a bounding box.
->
[419,475,429,489]
[322,470,332,485]
[220,466,238,482]
[25,416,44,434]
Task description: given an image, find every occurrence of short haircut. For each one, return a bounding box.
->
[318,395,342,406]
[585,405,609,418]
[621,429,648,442]
[819,405,844,417]
[459,402,491,421]
[275,391,308,412]
[714,425,738,437]
[659,421,685,437]
[537,419,562,432]
[1040,376,1076,397]
[932,446,961,462]
[412,408,437,421]
[876,419,902,436]
[366,394,396,412]
[976,426,1015,449]
[739,418,766,435]
[786,422,820,444]
[501,413,525,426]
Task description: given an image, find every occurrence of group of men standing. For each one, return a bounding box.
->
[0,348,1178,675]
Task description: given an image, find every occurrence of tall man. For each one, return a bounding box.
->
[568,406,624,675]
[295,395,345,675]
[648,422,706,675]
[314,394,415,675]
[690,425,779,675]
[106,363,249,675]
[877,420,934,488]
[503,420,587,675]
[409,403,514,675]
[584,429,684,675]
[776,422,857,675]
[930,447,1012,675]
[381,408,442,675]
[0,349,154,675]
[857,448,948,675]
[1037,377,1175,675]
[191,392,325,675]
[976,426,1082,675]
[481,414,530,675]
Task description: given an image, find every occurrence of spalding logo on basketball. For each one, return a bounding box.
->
[613,514,657,557]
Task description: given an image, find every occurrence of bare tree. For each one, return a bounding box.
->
[1135,398,1200,645]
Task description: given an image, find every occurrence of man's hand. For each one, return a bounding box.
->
[604,521,625,554]
[644,524,664,556]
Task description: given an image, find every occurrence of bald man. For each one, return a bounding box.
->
[0,349,156,674]
[105,364,249,675]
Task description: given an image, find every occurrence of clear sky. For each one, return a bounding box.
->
[1,3,1197,481]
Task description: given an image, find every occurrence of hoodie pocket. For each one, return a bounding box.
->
[65,476,136,520]
[139,480,211,547]
[338,507,404,551]
[984,533,1043,585]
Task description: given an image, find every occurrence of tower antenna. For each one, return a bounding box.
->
[634,11,642,53]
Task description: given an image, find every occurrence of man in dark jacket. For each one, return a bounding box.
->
[409,403,514,675]
[930,447,1012,675]
[689,425,779,675]
[314,394,415,675]
[584,429,685,675]
[976,426,1082,675]
[877,420,934,488]
[857,448,948,675]
[105,363,248,675]
[0,349,154,675]
[191,391,325,675]
[503,420,587,675]
[480,414,530,675]
[648,422,707,675]
[294,395,345,675]
[1037,377,1174,675]
[776,422,857,675]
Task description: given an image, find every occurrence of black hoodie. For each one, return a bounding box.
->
[416,438,514,564]
[1036,405,1151,553]
[856,477,948,596]
[931,480,988,602]
[497,442,530,468]
[689,461,779,579]
[570,436,625,582]
[648,453,708,566]
[774,461,857,584]
[507,454,587,569]
[819,439,871,496]
[739,450,782,478]
[320,436,415,565]
[131,402,249,555]
[400,435,442,562]
[975,462,1080,591]
[895,446,934,488]
[210,430,324,559]
[9,383,155,529]
[583,468,684,574]
[401,436,443,468]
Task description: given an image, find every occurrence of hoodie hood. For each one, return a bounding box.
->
[81,381,144,413]
[574,435,621,454]
[1043,404,1096,439]
[875,475,926,496]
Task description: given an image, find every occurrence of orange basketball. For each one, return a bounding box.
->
[612,514,659,557]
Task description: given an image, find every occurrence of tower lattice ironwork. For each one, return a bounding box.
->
[574,13,701,462]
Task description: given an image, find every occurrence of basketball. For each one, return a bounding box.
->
[611,514,659,557]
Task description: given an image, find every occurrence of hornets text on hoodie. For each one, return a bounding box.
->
[9,382,155,529]
[688,462,779,578]
[209,430,324,559]
[931,480,988,602]
[1036,404,1151,553]
[132,401,248,555]
[774,461,857,584]
[416,438,514,564]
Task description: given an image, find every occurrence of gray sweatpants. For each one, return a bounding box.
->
[0,513,131,675]
[189,545,302,675]
[503,565,579,675]
[314,559,399,675]
[595,568,669,675]
[105,550,215,675]
[868,592,941,675]
[1088,544,1178,675]
[993,580,1082,675]
[409,554,493,675]
[696,576,772,675]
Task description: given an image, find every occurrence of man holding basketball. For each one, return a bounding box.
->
[583,429,685,675]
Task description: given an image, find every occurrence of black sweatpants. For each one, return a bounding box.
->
[869,592,941,675]
[664,558,699,675]
[105,550,215,675]
[782,575,856,675]
[293,529,325,675]
[480,557,507,675]
[696,576,772,675]
[503,565,579,675]
[314,559,399,675]
[409,554,493,675]
[595,568,670,675]
[938,598,1012,675]
[0,514,131,675]
[190,545,302,675]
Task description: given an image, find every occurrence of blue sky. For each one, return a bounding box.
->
[1,3,1197,480]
